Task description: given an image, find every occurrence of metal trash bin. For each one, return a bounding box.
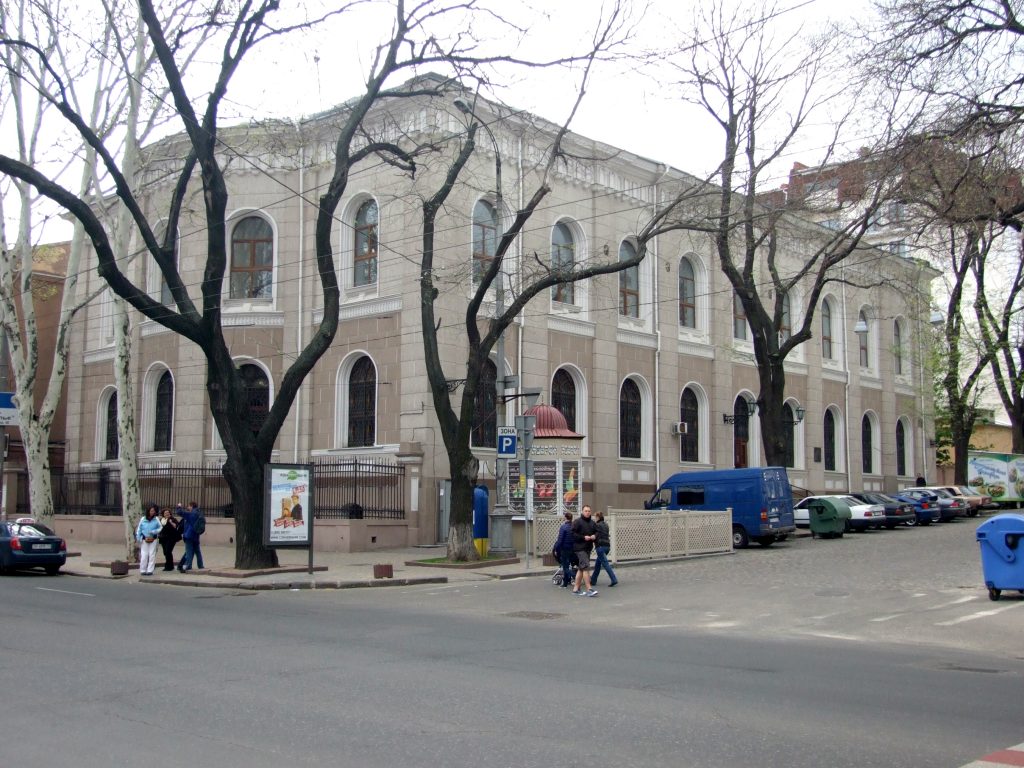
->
[808,497,851,539]
[976,513,1024,601]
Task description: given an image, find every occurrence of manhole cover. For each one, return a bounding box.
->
[503,611,565,621]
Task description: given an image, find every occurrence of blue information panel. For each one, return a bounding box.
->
[497,426,517,457]
[0,392,17,427]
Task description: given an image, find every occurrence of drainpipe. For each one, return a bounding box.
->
[841,266,853,492]
[293,121,305,462]
[651,163,667,484]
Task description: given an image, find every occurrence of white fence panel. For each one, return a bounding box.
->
[533,508,731,562]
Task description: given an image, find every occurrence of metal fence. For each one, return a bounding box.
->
[532,508,733,562]
[15,459,405,520]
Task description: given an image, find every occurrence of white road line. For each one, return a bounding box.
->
[928,595,977,610]
[635,624,683,629]
[870,614,905,623]
[36,587,95,597]
[935,603,1023,626]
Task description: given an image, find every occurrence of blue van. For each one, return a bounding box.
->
[645,467,796,548]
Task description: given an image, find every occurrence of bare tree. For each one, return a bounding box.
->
[0,0,633,568]
[644,1,905,471]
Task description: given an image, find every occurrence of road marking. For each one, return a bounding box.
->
[956,740,1024,767]
[870,614,904,623]
[36,587,95,597]
[935,603,1023,626]
[797,631,865,642]
[929,595,977,610]
[635,624,683,629]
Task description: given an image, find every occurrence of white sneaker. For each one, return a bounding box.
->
[586,589,598,597]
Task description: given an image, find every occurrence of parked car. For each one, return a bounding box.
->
[0,518,66,575]
[847,491,916,529]
[794,495,885,532]
[891,491,941,525]
[900,488,962,522]
[920,487,970,520]
[949,485,992,516]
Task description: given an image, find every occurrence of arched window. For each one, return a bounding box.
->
[552,369,577,431]
[619,240,639,318]
[862,414,873,474]
[551,222,575,304]
[354,199,379,287]
[230,216,273,299]
[471,360,497,448]
[472,200,497,287]
[105,393,119,460]
[858,310,870,368]
[619,379,642,458]
[824,409,837,471]
[779,293,792,343]
[153,371,174,452]
[733,292,747,340]
[679,257,696,328]
[782,403,795,468]
[239,364,270,440]
[732,396,751,468]
[896,420,907,476]
[821,299,834,360]
[348,356,376,447]
[893,320,904,375]
[680,388,699,463]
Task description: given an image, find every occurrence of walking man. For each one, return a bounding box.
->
[177,501,206,572]
[571,504,598,596]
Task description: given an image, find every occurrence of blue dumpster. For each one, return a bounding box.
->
[976,513,1024,601]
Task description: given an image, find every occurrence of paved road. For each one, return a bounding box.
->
[1,517,1021,767]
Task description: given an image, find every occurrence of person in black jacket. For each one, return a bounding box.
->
[157,508,182,571]
[590,509,618,587]
[551,511,575,587]
[571,504,598,596]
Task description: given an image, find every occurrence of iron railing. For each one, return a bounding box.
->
[15,459,405,520]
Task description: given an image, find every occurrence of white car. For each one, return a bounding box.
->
[794,495,886,531]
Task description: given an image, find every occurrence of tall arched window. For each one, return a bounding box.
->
[239,364,270,440]
[354,199,379,287]
[153,371,174,452]
[348,356,376,447]
[105,393,119,460]
[733,292,747,340]
[824,409,837,471]
[679,388,699,463]
[821,299,834,360]
[619,240,639,317]
[552,369,577,431]
[230,216,273,299]
[471,360,497,448]
[779,293,792,343]
[679,257,696,328]
[862,414,873,474]
[858,310,870,368]
[551,222,575,304]
[896,420,907,476]
[893,320,904,375]
[782,403,795,468]
[619,379,642,458]
[472,200,497,287]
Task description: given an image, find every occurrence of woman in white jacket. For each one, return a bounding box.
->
[135,505,161,576]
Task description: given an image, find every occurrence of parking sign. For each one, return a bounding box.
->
[497,426,517,457]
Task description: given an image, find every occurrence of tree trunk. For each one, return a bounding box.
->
[113,297,142,560]
[952,430,972,485]
[222,449,277,569]
[23,426,54,526]
[445,443,479,562]
[1011,396,1024,455]
[757,358,789,467]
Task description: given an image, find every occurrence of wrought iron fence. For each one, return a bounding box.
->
[15,459,405,520]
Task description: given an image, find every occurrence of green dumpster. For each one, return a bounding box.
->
[808,497,851,539]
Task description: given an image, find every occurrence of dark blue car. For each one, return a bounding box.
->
[891,491,941,526]
[0,518,67,575]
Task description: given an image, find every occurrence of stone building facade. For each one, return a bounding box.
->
[63,86,939,546]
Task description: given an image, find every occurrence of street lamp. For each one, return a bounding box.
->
[454,98,514,555]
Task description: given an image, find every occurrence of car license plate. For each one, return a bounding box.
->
[30,543,52,552]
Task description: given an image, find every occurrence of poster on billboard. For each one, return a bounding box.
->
[966,451,1024,503]
[263,464,314,548]
[561,461,580,516]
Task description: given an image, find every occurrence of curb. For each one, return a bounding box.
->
[62,569,449,590]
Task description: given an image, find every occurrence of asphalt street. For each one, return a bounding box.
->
[1,517,1021,768]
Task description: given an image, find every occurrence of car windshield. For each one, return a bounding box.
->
[959,486,980,495]
[11,522,56,537]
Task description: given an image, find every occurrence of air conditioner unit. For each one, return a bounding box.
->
[670,422,688,435]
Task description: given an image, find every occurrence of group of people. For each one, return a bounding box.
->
[134,501,206,576]
[552,504,618,597]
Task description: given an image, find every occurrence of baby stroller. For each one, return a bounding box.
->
[551,552,578,587]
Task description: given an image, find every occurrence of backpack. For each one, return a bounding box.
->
[193,512,206,535]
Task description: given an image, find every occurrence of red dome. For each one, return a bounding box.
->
[524,404,583,438]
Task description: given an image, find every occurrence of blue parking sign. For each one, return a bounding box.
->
[497,426,517,457]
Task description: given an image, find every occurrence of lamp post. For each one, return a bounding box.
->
[454,98,515,555]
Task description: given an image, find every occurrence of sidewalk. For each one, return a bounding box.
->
[61,541,558,590]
